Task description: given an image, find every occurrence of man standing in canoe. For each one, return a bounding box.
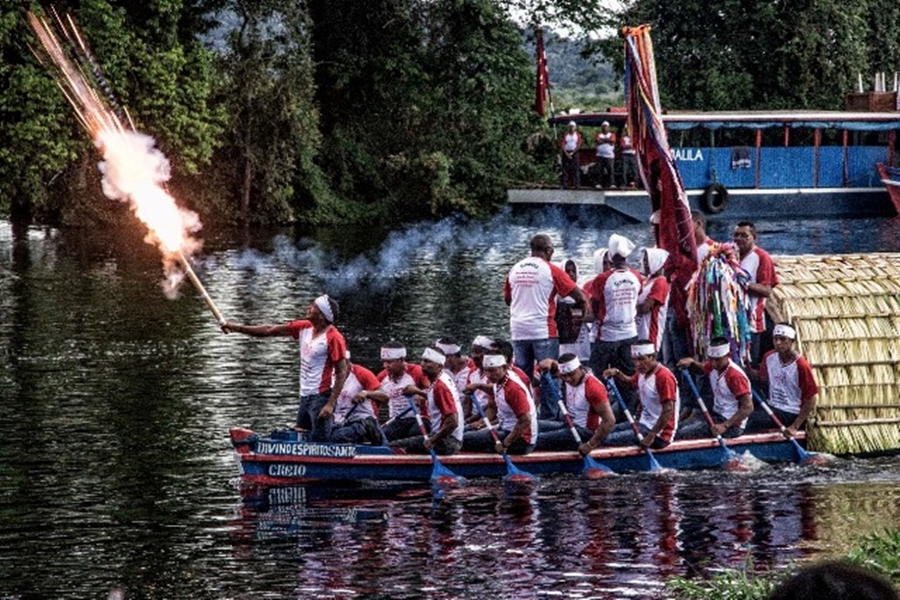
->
[733,221,778,367]
[505,233,586,419]
[222,294,349,442]
[390,347,464,456]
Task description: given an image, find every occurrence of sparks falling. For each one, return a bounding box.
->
[27,9,225,325]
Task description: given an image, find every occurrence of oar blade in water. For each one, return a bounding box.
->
[429,450,466,487]
[502,454,538,484]
[582,455,615,479]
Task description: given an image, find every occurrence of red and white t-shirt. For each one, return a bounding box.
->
[697,237,716,265]
[703,360,752,426]
[493,374,538,444]
[636,275,670,351]
[591,268,644,341]
[466,367,493,411]
[759,351,819,414]
[378,363,431,418]
[504,257,577,340]
[287,320,347,396]
[447,357,473,396]
[333,364,381,425]
[740,247,778,333]
[564,372,609,430]
[427,371,465,443]
[631,365,679,442]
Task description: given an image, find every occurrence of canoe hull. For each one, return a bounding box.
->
[230,427,802,485]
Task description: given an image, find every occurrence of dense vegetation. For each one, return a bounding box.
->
[1,0,899,226]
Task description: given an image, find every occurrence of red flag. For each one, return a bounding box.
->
[623,26,697,328]
[534,28,550,117]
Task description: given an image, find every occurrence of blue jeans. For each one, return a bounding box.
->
[535,423,591,451]
[462,428,536,455]
[676,412,743,440]
[513,337,560,419]
[603,422,671,449]
[297,391,333,442]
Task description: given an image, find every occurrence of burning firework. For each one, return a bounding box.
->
[27,8,225,326]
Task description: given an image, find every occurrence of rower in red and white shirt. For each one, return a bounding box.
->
[535,354,615,452]
[677,337,754,439]
[388,347,465,456]
[746,322,819,437]
[222,294,349,442]
[377,341,431,442]
[636,247,670,353]
[329,360,388,445]
[604,341,680,449]
[463,354,538,455]
[435,337,472,396]
[463,335,495,425]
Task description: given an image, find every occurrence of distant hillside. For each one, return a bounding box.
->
[528,30,622,114]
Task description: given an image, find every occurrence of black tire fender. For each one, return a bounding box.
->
[701,183,728,214]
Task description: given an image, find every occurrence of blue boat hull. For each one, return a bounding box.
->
[507,187,894,222]
[230,427,803,485]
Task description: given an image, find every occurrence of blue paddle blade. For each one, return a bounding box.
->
[582,454,614,478]
[502,453,537,484]
[645,448,664,472]
[429,450,466,486]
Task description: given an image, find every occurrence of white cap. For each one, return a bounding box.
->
[593,248,609,274]
[472,335,494,350]
[608,233,636,258]
[482,354,507,368]
[435,340,461,355]
[568,120,577,127]
[644,247,670,276]
[314,295,334,322]
[601,120,610,127]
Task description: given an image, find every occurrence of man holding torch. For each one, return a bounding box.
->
[222,295,349,441]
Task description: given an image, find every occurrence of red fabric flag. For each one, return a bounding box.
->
[534,28,550,117]
[622,25,698,328]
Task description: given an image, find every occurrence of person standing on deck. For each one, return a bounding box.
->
[463,354,538,455]
[504,233,586,420]
[594,121,616,189]
[377,340,432,442]
[535,353,616,453]
[603,341,680,449]
[733,221,778,368]
[329,357,389,445]
[676,337,753,439]
[222,294,349,442]
[693,211,717,265]
[389,348,464,456]
[745,323,819,437]
[636,247,670,355]
[560,121,583,189]
[589,234,643,381]
[619,126,638,188]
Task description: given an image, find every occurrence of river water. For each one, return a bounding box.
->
[2,207,900,599]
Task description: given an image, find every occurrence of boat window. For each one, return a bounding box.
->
[848,130,889,146]
[759,127,784,147]
[819,129,843,146]
[788,127,816,147]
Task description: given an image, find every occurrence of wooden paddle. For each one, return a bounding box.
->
[604,378,664,472]
[405,395,466,486]
[540,372,614,478]
[679,368,747,471]
[469,393,537,483]
[750,388,828,466]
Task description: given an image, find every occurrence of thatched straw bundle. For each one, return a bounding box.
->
[767,254,900,454]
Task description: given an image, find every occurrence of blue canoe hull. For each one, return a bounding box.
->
[230,428,804,485]
[507,187,894,223]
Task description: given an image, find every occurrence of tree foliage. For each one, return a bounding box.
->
[609,0,900,111]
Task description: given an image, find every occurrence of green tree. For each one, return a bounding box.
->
[211,0,333,224]
[1,0,224,225]
[608,0,897,111]
[309,0,541,223]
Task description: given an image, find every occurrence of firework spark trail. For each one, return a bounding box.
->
[27,10,225,324]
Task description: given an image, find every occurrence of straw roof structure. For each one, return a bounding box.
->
[767,253,900,454]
